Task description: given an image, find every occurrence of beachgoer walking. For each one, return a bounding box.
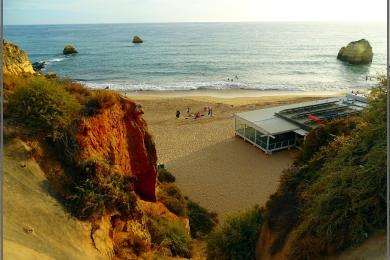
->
[207,106,211,116]
[176,110,181,119]
[365,75,368,81]
[210,106,213,117]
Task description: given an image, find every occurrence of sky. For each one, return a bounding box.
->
[4,0,387,25]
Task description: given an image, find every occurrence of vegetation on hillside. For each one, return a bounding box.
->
[7,77,81,140]
[187,199,219,238]
[207,206,264,260]
[266,76,387,259]
[147,217,192,258]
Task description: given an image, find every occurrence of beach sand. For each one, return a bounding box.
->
[126,90,340,219]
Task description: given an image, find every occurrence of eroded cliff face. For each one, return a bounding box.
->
[3,40,35,75]
[75,97,158,202]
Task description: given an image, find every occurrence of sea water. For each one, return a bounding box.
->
[4,22,387,92]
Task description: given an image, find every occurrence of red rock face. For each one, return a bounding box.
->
[75,97,157,202]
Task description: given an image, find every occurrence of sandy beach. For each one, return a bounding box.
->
[127,90,340,219]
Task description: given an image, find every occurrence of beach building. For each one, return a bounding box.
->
[234,95,367,154]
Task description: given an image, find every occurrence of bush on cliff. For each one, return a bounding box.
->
[85,90,120,116]
[158,183,187,217]
[8,77,81,139]
[158,168,176,183]
[147,217,192,258]
[68,171,139,220]
[207,206,264,260]
[187,199,218,238]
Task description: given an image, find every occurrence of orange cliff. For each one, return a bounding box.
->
[75,97,158,202]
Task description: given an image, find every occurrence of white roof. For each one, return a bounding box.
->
[234,97,342,135]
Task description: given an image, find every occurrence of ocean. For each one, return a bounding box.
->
[4,22,387,92]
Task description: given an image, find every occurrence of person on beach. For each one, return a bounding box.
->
[209,106,213,117]
[176,110,181,119]
[187,106,191,115]
[195,112,201,119]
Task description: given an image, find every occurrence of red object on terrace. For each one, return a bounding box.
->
[307,114,321,123]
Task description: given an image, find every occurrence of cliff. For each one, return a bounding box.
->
[75,96,157,202]
[3,40,35,75]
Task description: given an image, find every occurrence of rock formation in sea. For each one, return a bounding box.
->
[63,44,78,55]
[32,61,46,71]
[132,36,143,44]
[337,39,373,64]
[3,40,35,75]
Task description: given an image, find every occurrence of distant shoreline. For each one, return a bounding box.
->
[120,88,344,99]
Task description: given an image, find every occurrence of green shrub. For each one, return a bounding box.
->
[295,118,358,164]
[8,77,81,139]
[84,90,119,116]
[158,168,176,183]
[207,206,264,260]
[187,199,218,238]
[147,217,192,258]
[158,183,187,217]
[68,171,139,220]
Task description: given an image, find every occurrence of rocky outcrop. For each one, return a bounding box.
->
[32,61,46,71]
[132,36,143,44]
[75,96,158,202]
[337,39,373,64]
[63,44,78,55]
[3,40,35,75]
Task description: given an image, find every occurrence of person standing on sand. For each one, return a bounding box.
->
[176,110,181,119]
[187,106,190,115]
[210,106,213,117]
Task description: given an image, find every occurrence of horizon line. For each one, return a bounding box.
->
[4,20,386,26]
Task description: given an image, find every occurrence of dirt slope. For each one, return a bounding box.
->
[3,139,107,260]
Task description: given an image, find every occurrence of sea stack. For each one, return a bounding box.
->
[337,39,373,64]
[63,44,78,55]
[132,36,143,44]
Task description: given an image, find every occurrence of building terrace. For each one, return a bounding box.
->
[234,95,367,154]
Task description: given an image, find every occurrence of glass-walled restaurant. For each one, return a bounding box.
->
[234,117,297,154]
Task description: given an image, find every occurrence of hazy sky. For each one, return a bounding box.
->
[5,0,387,25]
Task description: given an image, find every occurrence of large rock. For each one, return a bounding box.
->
[132,36,143,44]
[32,61,46,71]
[63,44,78,55]
[337,39,373,64]
[3,40,35,75]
